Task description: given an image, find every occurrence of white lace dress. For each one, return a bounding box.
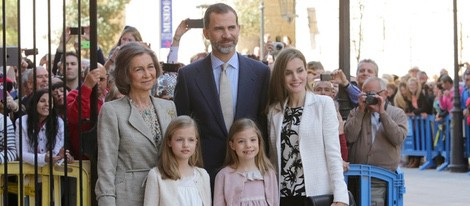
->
[177,169,203,206]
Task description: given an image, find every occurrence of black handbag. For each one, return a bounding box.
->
[305,191,356,206]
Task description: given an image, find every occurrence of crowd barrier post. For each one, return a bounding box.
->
[0,161,91,206]
[401,115,453,171]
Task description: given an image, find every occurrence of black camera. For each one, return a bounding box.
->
[365,92,379,105]
[273,42,284,51]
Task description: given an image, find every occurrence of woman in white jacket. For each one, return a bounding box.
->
[267,48,349,206]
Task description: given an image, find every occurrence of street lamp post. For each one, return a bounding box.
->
[259,0,265,61]
[450,0,469,173]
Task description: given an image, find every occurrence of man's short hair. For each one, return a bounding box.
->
[27,66,47,81]
[61,51,78,66]
[203,3,238,29]
[357,59,379,75]
[307,61,324,71]
[363,77,387,91]
[439,74,453,84]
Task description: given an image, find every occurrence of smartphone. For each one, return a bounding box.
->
[81,40,90,49]
[0,46,19,67]
[56,159,64,166]
[70,27,84,35]
[187,19,204,28]
[162,63,181,73]
[24,48,38,56]
[320,73,333,81]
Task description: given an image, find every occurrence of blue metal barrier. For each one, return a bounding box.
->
[435,117,451,171]
[463,122,470,175]
[344,164,405,206]
[465,122,470,158]
[402,116,432,158]
[401,115,451,171]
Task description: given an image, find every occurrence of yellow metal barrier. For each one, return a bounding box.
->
[0,161,91,206]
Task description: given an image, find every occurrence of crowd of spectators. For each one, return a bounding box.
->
[1,2,470,206]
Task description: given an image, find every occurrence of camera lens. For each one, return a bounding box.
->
[365,95,378,105]
[273,42,284,51]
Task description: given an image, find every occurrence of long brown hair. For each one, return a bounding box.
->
[224,118,273,175]
[157,115,203,180]
[267,48,307,109]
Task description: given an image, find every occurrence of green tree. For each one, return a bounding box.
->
[235,0,260,38]
[66,0,130,55]
[233,0,261,53]
[0,0,19,45]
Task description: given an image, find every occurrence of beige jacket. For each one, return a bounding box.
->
[344,104,408,171]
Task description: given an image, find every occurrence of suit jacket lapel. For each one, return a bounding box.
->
[127,97,157,147]
[194,57,227,133]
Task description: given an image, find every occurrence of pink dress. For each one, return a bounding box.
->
[239,170,269,206]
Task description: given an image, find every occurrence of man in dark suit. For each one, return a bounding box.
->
[174,3,270,187]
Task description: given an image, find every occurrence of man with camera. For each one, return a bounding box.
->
[344,77,408,206]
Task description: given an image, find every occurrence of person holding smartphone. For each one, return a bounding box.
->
[167,18,191,63]
[52,26,105,76]
[0,78,20,117]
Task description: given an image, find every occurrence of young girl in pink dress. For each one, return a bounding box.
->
[214,118,279,206]
[143,115,211,206]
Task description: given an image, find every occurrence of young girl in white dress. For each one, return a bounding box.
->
[214,118,279,206]
[143,115,211,206]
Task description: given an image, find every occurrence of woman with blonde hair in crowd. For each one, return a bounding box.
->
[104,26,143,70]
[405,77,433,168]
[406,77,432,117]
[394,81,411,112]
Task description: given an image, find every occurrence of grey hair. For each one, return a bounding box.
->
[22,69,32,85]
[356,59,379,75]
[363,77,387,91]
[27,66,47,81]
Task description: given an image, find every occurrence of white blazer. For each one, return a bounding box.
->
[268,91,349,204]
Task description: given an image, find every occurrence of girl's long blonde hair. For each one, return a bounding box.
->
[157,115,203,180]
[224,118,273,175]
[407,77,422,98]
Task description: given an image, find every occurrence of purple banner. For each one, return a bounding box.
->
[161,0,172,48]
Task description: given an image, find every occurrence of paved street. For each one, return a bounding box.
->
[402,167,470,206]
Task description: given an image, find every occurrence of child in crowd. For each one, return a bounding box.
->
[214,118,279,206]
[143,115,211,206]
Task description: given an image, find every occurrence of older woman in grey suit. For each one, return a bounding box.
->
[95,42,176,206]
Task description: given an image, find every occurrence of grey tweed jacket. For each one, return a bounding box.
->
[95,96,176,206]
